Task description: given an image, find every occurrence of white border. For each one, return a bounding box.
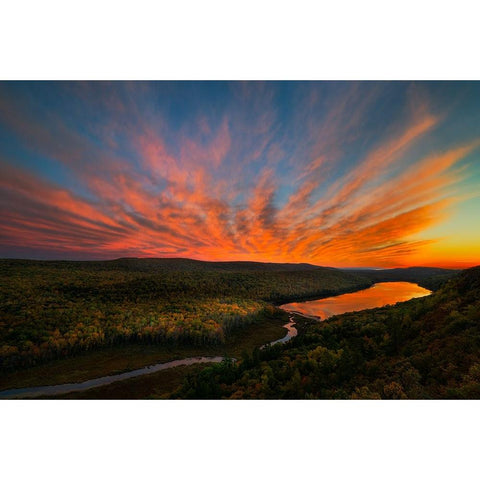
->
[1,400,478,479]
[1,0,480,80]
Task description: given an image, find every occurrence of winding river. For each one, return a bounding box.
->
[0,282,430,399]
[261,317,297,349]
[0,317,298,400]
[0,356,227,399]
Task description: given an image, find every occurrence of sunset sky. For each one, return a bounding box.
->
[1,81,479,268]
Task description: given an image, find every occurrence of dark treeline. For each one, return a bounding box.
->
[0,258,369,370]
[172,266,480,399]
[346,266,459,291]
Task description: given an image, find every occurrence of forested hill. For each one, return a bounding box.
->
[344,266,460,290]
[0,257,371,304]
[173,266,480,399]
[0,257,323,273]
[0,258,370,370]
[110,257,325,272]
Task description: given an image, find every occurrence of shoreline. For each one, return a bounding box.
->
[282,309,322,321]
[270,281,374,307]
[278,281,432,321]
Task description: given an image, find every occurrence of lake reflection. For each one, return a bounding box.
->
[281,282,431,320]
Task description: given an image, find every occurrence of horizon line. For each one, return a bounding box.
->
[0,255,471,270]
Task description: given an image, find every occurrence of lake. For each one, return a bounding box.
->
[280,282,432,320]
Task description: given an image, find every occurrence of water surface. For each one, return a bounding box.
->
[280,282,431,320]
[0,356,226,399]
[261,316,297,348]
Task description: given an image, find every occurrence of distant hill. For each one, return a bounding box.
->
[343,266,460,290]
[109,257,326,272]
[0,257,324,273]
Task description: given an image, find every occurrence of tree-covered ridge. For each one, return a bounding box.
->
[0,258,370,370]
[0,257,324,273]
[346,266,459,291]
[173,266,480,399]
